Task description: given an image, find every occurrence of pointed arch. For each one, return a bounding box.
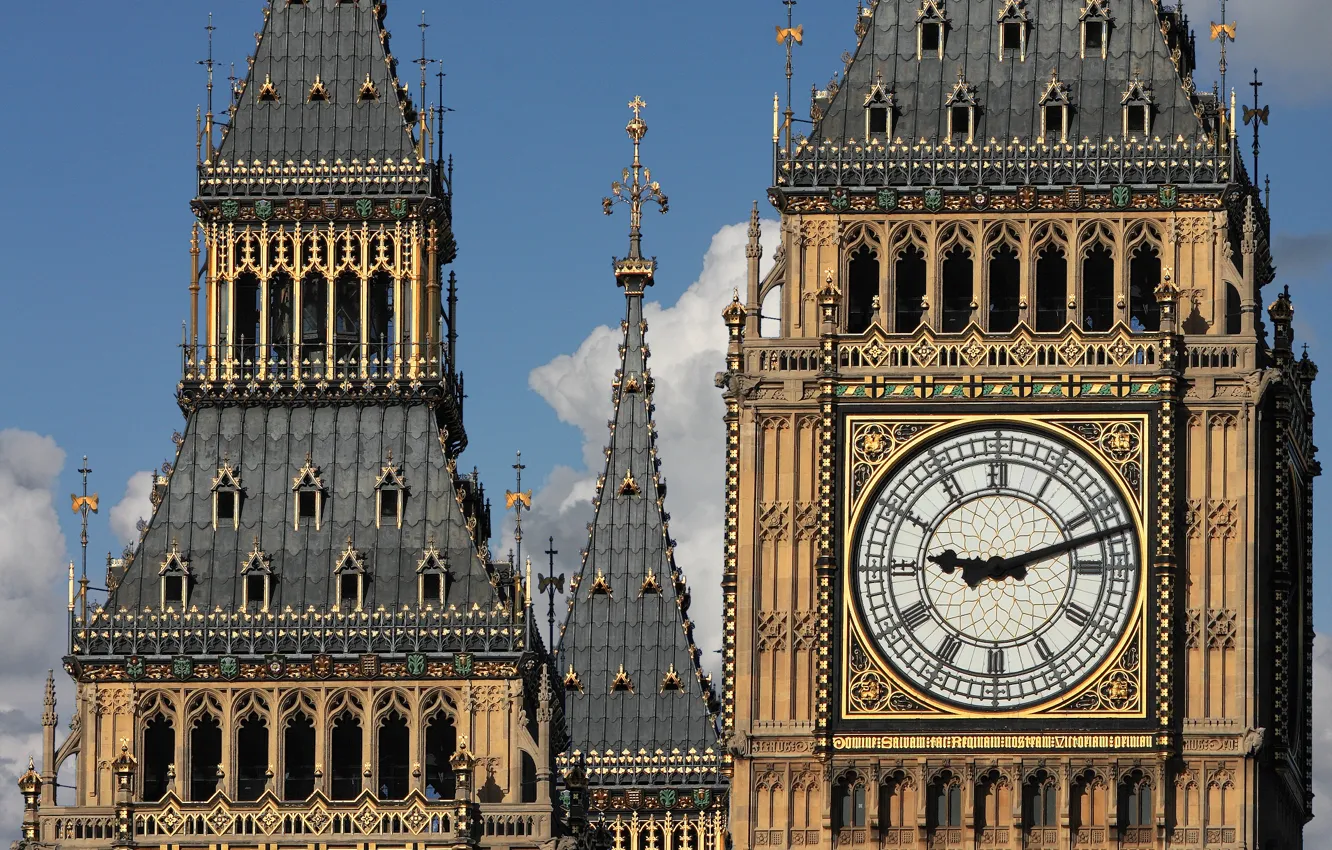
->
[1126,222,1163,331]
[1080,223,1117,331]
[891,225,929,333]
[1033,224,1071,332]
[985,224,1023,332]
[844,227,883,334]
[938,225,976,333]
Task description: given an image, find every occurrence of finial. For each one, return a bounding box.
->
[603,97,669,266]
[1244,68,1269,180]
[777,1,803,151]
[1210,5,1236,96]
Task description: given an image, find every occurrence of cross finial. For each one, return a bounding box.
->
[603,97,669,265]
[1244,67,1269,179]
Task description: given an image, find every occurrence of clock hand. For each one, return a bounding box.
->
[926,550,1009,590]
[991,523,1133,574]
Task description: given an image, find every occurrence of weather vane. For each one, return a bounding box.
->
[505,451,532,571]
[539,537,564,654]
[70,457,98,625]
[1209,1,1236,97]
[1244,68,1269,180]
[602,97,669,262]
[776,0,804,151]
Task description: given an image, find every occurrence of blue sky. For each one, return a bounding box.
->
[0,0,1329,822]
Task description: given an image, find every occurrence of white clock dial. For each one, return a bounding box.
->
[855,425,1139,710]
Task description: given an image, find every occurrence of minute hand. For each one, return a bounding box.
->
[993,523,1133,573]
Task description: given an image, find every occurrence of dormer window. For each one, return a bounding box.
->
[211,461,243,531]
[242,539,273,611]
[997,0,1030,61]
[335,537,365,611]
[864,73,895,141]
[257,74,279,103]
[610,664,635,694]
[375,453,407,529]
[660,663,684,693]
[1039,71,1073,142]
[1080,0,1113,59]
[292,454,326,531]
[417,539,450,607]
[946,71,979,144]
[1122,73,1155,138]
[308,75,331,103]
[160,542,190,609]
[359,74,380,102]
[916,1,948,60]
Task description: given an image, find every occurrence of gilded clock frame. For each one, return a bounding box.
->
[838,411,1152,721]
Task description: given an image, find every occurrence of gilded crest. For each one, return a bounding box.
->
[924,187,944,212]
[255,199,274,221]
[1159,184,1179,208]
[407,653,427,677]
[454,652,475,676]
[220,200,239,220]
[970,186,991,209]
[355,198,374,219]
[829,187,851,212]
[1112,184,1132,208]
[1064,186,1084,210]
[265,653,285,678]
[125,656,145,680]
[313,654,333,679]
[172,656,194,680]
[1017,185,1037,209]
[389,198,409,219]
[875,188,899,211]
[360,654,381,678]
[218,656,239,679]
[659,789,678,808]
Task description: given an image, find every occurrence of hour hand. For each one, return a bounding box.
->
[927,550,999,589]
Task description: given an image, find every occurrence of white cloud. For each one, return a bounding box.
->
[1315,635,1331,822]
[109,470,154,546]
[521,220,776,662]
[0,430,68,835]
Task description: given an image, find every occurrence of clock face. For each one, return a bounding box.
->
[855,425,1140,710]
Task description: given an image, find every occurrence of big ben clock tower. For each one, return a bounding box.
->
[721,1,1315,848]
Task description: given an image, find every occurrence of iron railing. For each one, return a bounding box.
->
[777,135,1230,189]
[72,605,525,658]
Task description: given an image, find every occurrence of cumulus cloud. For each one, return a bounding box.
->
[1314,636,1331,822]
[109,470,155,546]
[0,430,68,834]
[520,220,776,662]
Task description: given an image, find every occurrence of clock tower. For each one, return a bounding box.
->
[721,2,1314,849]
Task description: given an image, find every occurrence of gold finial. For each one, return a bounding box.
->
[604,97,669,265]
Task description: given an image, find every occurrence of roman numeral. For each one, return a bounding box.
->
[1067,603,1092,628]
[1064,511,1090,530]
[1075,559,1104,576]
[901,602,931,629]
[937,636,963,664]
[890,561,918,577]
[986,648,1006,675]
[1035,637,1054,662]
[987,461,1010,489]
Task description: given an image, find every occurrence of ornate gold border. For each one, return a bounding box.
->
[839,413,1151,721]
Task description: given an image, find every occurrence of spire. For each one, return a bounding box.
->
[561,100,720,785]
[205,0,427,194]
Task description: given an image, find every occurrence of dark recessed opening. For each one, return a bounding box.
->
[425,713,458,800]
[894,245,927,333]
[189,714,222,802]
[283,712,316,801]
[1126,104,1148,136]
[340,573,360,608]
[1085,21,1104,52]
[1044,104,1065,137]
[216,491,236,522]
[950,106,971,138]
[920,22,942,54]
[988,244,1021,333]
[141,713,175,803]
[246,573,268,608]
[163,575,185,607]
[1083,243,1116,331]
[330,714,363,800]
[377,711,410,801]
[846,245,880,334]
[236,715,269,801]
[298,490,318,520]
[1129,244,1162,331]
[1002,22,1023,52]
[422,572,442,605]
[941,245,974,333]
[380,489,398,518]
[1035,245,1069,332]
[868,106,889,135]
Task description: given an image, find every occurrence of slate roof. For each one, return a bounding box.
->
[558,281,722,784]
[107,403,498,615]
[812,0,1208,146]
[214,0,422,171]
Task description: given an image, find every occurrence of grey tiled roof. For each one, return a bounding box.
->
[107,403,499,616]
[558,286,721,784]
[215,0,421,170]
[812,0,1208,146]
